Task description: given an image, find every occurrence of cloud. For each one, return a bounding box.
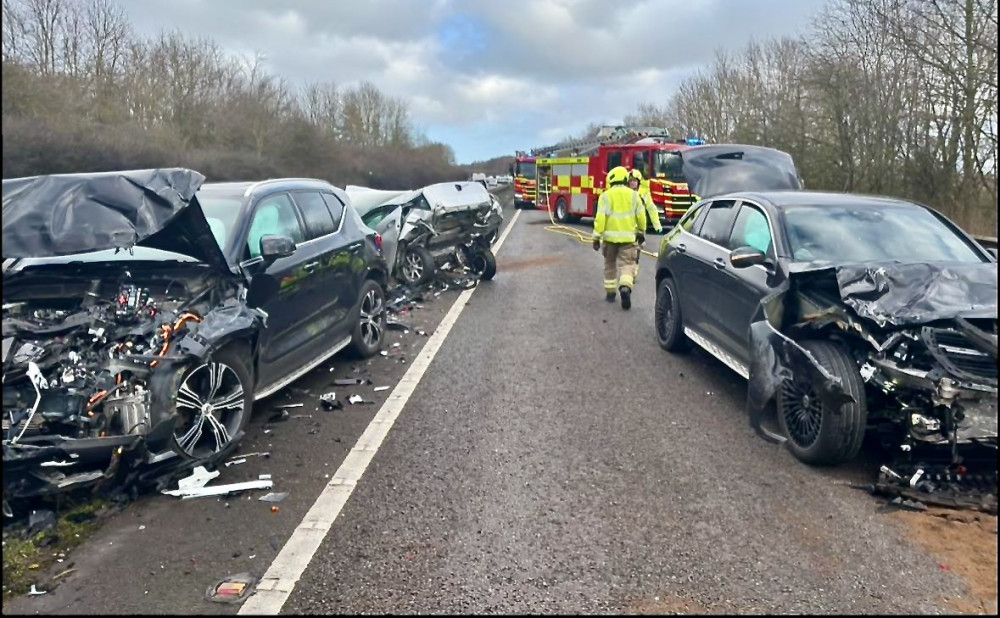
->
[118,0,824,162]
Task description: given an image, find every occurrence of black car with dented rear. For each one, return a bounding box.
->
[2,169,388,503]
[654,190,997,467]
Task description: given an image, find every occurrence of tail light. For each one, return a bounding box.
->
[374,233,383,252]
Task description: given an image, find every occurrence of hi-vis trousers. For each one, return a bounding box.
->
[602,242,639,292]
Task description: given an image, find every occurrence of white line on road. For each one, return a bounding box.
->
[240,207,523,615]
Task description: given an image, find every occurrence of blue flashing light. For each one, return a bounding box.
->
[685,137,706,146]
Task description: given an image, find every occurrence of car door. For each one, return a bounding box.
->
[677,199,739,351]
[716,200,779,364]
[242,191,316,389]
[290,190,357,345]
[361,203,403,273]
[318,191,364,338]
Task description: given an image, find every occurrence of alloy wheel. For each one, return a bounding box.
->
[359,287,384,349]
[781,380,823,449]
[173,361,246,458]
[402,252,424,283]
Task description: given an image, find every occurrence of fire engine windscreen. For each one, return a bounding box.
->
[515,161,536,179]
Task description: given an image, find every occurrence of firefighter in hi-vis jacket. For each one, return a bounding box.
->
[592,166,646,310]
[628,167,660,284]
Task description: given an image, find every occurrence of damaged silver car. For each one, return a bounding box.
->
[654,191,997,476]
[2,169,388,503]
[347,181,503,286]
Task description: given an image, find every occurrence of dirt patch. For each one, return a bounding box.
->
[890,508,998,614]
[499,256,566,271]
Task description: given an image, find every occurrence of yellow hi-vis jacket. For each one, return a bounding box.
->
[593,184,646,244]
[639,183,662,233]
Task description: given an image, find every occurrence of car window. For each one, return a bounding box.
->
[293,191,337,239]
[197,188,245,251]
[679,202,705,233]
[321,193,345,229]
[729,203,773,256]
[246,193,304,258]
[696,199,738,246]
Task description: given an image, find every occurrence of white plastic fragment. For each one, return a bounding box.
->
[28,585,47,595]
[225,458,247,467]
[374,386,390,392]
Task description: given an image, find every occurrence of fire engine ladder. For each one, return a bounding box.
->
[529,125,672,159]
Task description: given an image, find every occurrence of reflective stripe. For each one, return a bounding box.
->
[603,230,636,242]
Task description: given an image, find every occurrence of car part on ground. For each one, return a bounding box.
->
[2,169,388,509]
[347,181,502,287]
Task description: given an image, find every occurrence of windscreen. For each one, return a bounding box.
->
[516,161,536,180]
[653,151,684,182]
[197,188,246,251]
[783,203,985,264]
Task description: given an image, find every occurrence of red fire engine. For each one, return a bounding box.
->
[533,126,703,229]
[510,152,537,209]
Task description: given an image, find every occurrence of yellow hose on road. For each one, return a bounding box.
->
[538,186,659,259]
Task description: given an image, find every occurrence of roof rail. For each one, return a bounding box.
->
[243,177,332,196]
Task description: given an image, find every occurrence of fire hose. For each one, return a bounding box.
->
[539,185,659,260]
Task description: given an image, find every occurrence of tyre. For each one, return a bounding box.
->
[554,197,571,224]
[470,249,497,280]
[776,340,867,466]
[399,245,435,286]
[655,276,689,352]
[171,345,252,460]
[348,279,386,358]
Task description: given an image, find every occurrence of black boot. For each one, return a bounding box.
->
[605,291,616,303]
[619,286,631,310]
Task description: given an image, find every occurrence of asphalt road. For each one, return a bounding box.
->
[7,189,975,614]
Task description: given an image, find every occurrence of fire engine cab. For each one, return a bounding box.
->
[510,152,537,210]
[533,126,705,230]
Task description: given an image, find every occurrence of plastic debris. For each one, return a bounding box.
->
[320,392,343,411]
[259,492,288,503]
[333,378,365,386]
[386,317,412,331]
[163,474,272,499]
[205,572,257,604]
[28,584,47,596]
[26,509,57,538]
[380,351,388,357]
[266,409,290,424]
[172,466,220,491]
[349,394,372,405]
[224,458,247,467]
[273,403,304,409]
[374,386,390,392]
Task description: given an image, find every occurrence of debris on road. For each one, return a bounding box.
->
[348,394,373,405]
[273,403,304,409]
[374,386,390,392]
[205,572,257,604]
[162,471,272,499]
[333,378,367,386]
[224,458,246,467]
[266,409,291,424]
[258,492,288,503]
[319,392,343,411]
[28,584,47,596]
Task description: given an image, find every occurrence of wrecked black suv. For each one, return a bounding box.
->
[654,191,997,468]
[2,169,388,502]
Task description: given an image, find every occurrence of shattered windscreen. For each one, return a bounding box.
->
[783,203,987,264]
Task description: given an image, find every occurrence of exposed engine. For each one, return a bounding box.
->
[2,272,218,447]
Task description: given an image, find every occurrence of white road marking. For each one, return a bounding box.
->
[240,207,522,615]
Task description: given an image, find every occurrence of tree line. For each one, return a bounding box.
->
[1,0,463,189]
[623,0,997,235]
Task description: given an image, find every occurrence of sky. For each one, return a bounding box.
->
[120,0,826,164]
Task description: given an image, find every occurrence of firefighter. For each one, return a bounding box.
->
[592,165,647,310]
[628,168,661,285]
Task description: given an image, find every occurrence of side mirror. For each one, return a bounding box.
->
[259,234,296,263]
[987,247,998,260]
[730,246,767,269]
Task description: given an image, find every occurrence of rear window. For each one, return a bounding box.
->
[783,203,985,264]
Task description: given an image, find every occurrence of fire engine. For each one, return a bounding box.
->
[532,126,706,229]
[510,152,537,209]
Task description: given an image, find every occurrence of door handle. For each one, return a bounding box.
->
[714,257,726,270]
[304,261,321,273]
[677,243,687,253]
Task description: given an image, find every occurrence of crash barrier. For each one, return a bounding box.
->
[538,184,660,260]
